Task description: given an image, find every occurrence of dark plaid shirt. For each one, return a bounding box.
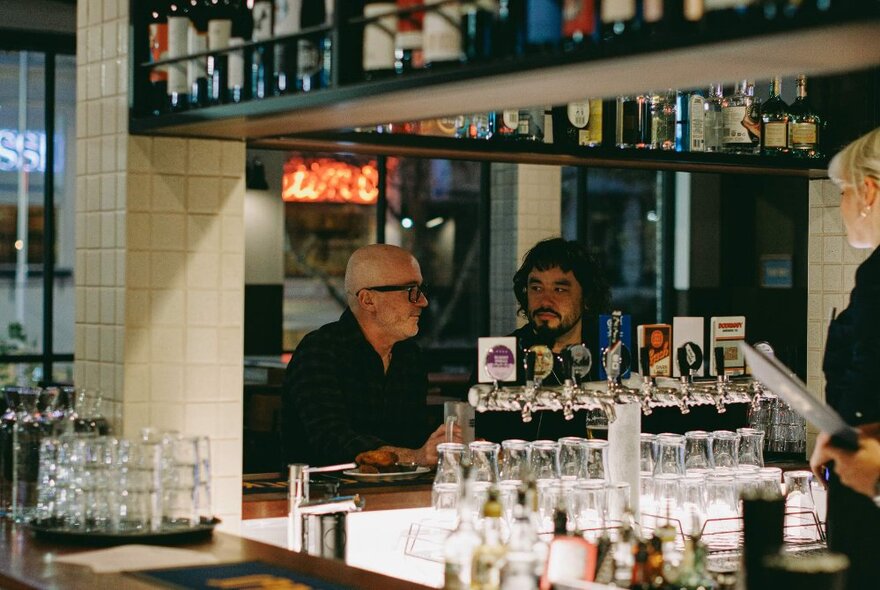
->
[281,308,429,465]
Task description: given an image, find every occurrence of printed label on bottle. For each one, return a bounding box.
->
[689,95,705,151]
[567,102,589,129]
[435,117,458,136]
[502,110,519,130]
[187,28,207,86]
[167,17,189,94]
[517,116,530,136]
[252,0,274,41]
[601,0,636,23]
[763,121,788,148]
[274,0,301,36]
[208,19,232,51]
[298,39,321,77]
[587,100,603,144]
[790,122,817,146]
[423,2,461,63]
[363,4,398,72]
[228,38,244,90]
[722,105,750,143]
[563,0,596,38]
[148,23,168,83]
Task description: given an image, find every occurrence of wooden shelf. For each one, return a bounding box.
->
[130,18,880,143]
[250,133,829,177]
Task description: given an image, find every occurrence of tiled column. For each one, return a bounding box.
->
[76,0,244,528]
[806,178,868,451]
[489,164,562,335]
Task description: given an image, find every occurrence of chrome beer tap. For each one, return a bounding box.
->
[638,346,657,415]
[712,346,729,414]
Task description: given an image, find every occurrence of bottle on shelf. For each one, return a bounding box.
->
[703,82,724,152]
[462,1,497,63]
[206,0,237,105]
[561,0,597,51]
[250,0,274,100]
[443,464,481,590]
[471,487,507,590]
[363,1,399,80]
[166,0,190,112]
[789,74,822,158]
[675,517,717,590]
[722,79,760,154]
[616,94,650,149]
[650,90,676,150]
[553,99,602,149]
[601,0,638,43]
[297,0,331,92]
[272,0,299,95]
[517,107,546,142]
[500,488,539,590]
[675,90,706,152]
[188,0,211,108]
[683,0,706,33]
[495,0,525,58]
[525,0,562,53]
[227,0,253,103]
[491,109,520,141]
[641,0,666,37]
[147,0,169,116]
[423,0,462,67]
[395,0,424,73]
[761,76,790,154]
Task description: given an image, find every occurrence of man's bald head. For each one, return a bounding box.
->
[345,244,421,304]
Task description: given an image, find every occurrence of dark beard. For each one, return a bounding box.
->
[533,323,564,347]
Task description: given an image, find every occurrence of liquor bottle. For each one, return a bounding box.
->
[395,0,424,73]
[472,487,507,590]
[561,0,597,51]
[251,0,274,99]
[650,90,676,150]
[363,1,398,80]
[675,91,706,152]
[491,110,520,141]
[761,77,790,155]
[722,79,760,154]
[188,0,211,107]
[227,0,253,103]
[495,0,525,58]
[273,0,300,95]
[601,0,637,43]
[611,505,637,586]
[517,107,545,142]
[423,0,462,67]
[147,1,169,115]
[553,99,602,149]
[675,527,717,590]
[789,74,822,158]
[166,0,190,111]
[644,535,667,589]
[297,0,331,92]
[616,94,650,149]
[630,541,650,590]
[443,465,481,590]
[526,0,562,53]
[703,83,723,152]
[500,489,539,590]
[206,0,236,104]
[462,1,497,63]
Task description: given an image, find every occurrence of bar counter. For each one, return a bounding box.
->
[0,519,431,590]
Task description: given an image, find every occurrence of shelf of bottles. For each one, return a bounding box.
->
[131,1,880,148]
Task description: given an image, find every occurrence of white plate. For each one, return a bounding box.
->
[342,466,430,482]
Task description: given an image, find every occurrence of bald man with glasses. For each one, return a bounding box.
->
[282,244,458,467]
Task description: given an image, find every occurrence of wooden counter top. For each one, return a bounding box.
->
[0,520,431,590]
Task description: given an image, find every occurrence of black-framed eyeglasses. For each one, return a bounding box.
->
[357,283,428,303]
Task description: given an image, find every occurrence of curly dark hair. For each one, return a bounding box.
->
[513,238,612,318]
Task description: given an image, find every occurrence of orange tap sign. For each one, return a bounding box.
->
[281,158,379,205]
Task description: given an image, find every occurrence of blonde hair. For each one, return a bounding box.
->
[828,127,880,190]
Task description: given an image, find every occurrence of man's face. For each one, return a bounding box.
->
[371,257,428,342]
[526,266,585,345]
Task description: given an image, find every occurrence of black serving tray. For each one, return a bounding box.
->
[28,517,221,546]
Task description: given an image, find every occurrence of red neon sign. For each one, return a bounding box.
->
[282,157,378,205]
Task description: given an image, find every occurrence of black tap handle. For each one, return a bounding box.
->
[714,346,725,378]
[677,347,690,378]
[640,346,651,378]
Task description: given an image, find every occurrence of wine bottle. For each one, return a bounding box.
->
[166,0,190,111]
[297,0,330,92]
[228,0,253,103]
[395,0,424,73]
[789,74,822,158]
[703,83,723,152]
[423,0,462,67]
[562,0,597,50]
[495,0,525,58]
[675,91,706,152]
[188,0,210,107]
[761,76,790,155]
[442,464,481,590]
[721,79,760,154]
[273,0,300,94]
[650,90,676,150]
[206,0,236,104]
[251,0,274,99]
[471,488,507,590]
[616,94,650,149]
[363,1,398,80]
[462,1,497,62]
[147,1,169,115]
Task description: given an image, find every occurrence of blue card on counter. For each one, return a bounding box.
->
[598,314,631,380]
[132,561,353,590]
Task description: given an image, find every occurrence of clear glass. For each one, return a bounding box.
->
[558,436,588,480]
[536,478,564,534]
[734,470,760,511]
[433,442,466,511]
[529,440,560,481]
[710,430,739,469]
[605,481,631,531]
[652,473,682,518]
[653,433,685,476]
[721,79,760,154]
[783,470,819,542]
[500,439,530,481]
[758,466,783,497]
[704,83,724,152]
[584,439,610,481]
[11,386,50,523]
[684,430,713,473]
[640,472,656,517]
[640,433,656,474]
[737,427,765,468]
[650,90,675,150]
[677,473,707,536]
[468,441,500,483]
[574,480,607,539]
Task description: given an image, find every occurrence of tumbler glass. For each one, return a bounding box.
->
[653,433,685,476]
[530,440,560,482]
[558,437,588,480]
[684,430,713,474]
[574,480,607,540]
[783,470,819,542]
[758,467,783,497]
[640,472,656,518]
[605,481,631,532]
[734,471,760,512]
[500,439,530,481]
[584,440,610,482]
[469,441,500,483]
[162,435,200,529]
[737,428,765,469]
[677,473,707,536]
[536,478,564,534]
[432,442,466,512]
[640,433,656,474]
[652,473,682,518]
[114,438,156,533]
[710,430,739,470]
[704,473,739,549]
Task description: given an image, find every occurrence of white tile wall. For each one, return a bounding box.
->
[76,0,245,528]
